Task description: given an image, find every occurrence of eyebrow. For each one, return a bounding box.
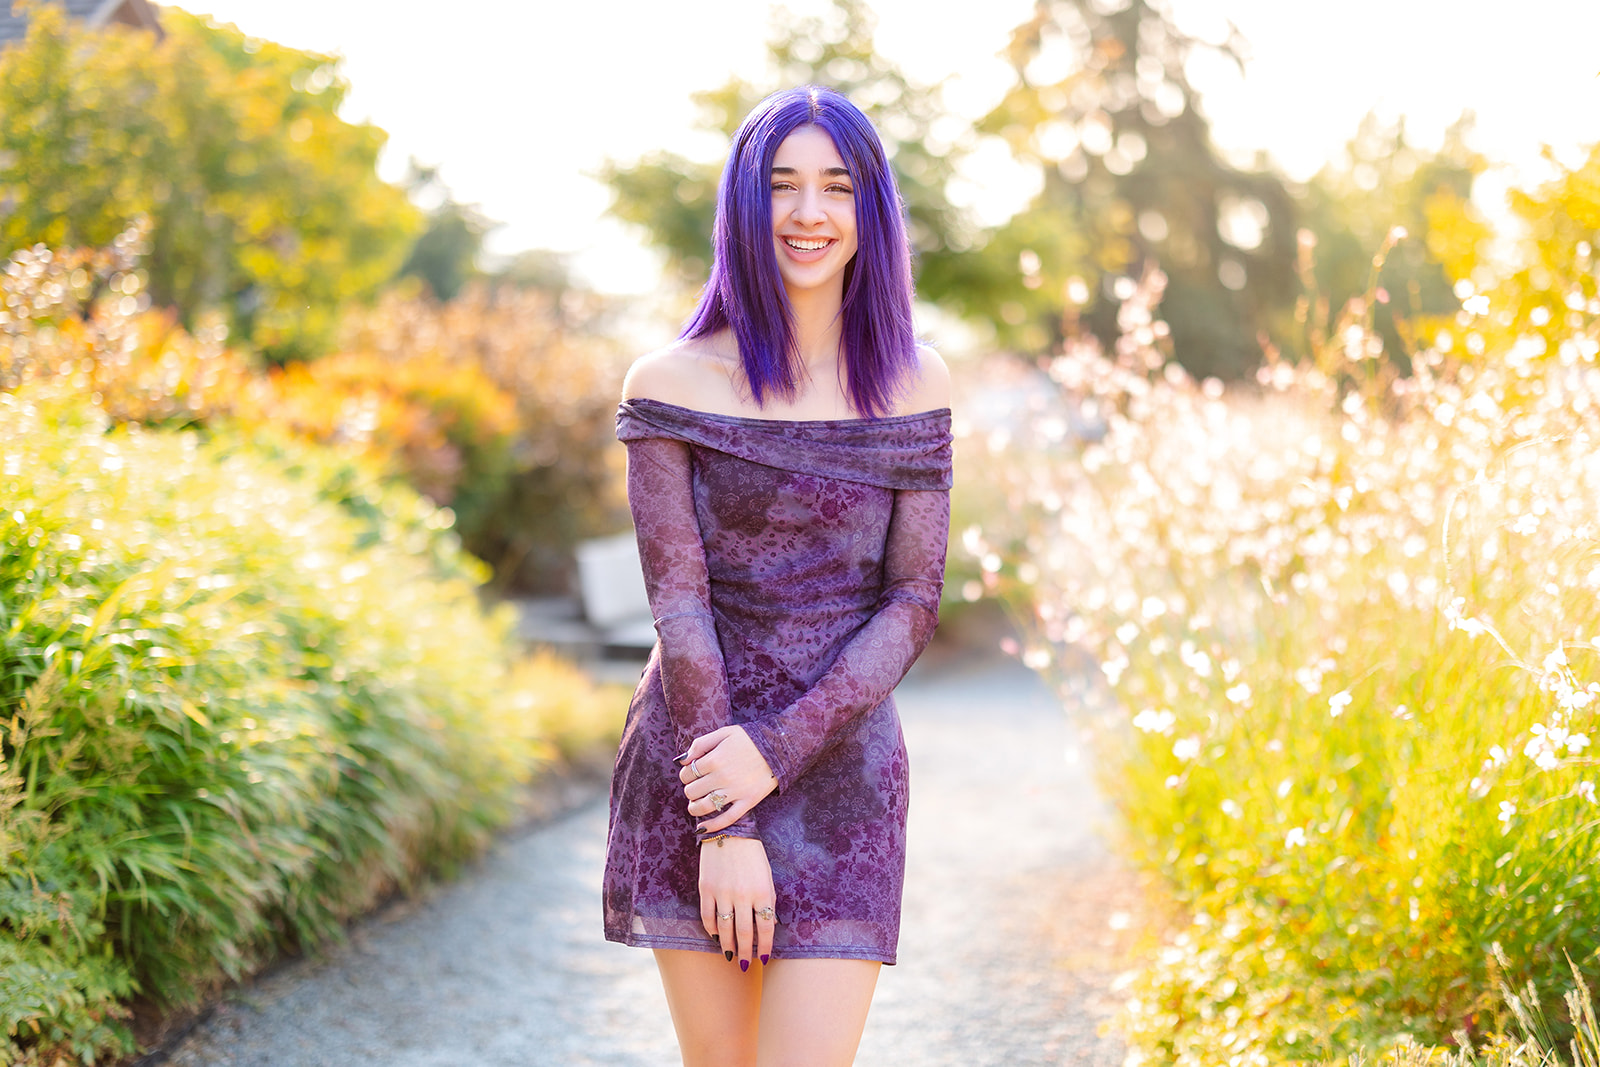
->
[771,165,853,178]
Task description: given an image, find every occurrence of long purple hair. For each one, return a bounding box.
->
[680,85,918,419]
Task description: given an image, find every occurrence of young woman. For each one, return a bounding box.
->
[602,85,952,1067]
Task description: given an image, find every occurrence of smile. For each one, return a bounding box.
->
[783,237,834,251]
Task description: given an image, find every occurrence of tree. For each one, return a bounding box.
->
[0,3,419,361]
[396,162,497,302]
[981,0,1297,376]
[600,0,1012,321]
[1289,112,1483,367]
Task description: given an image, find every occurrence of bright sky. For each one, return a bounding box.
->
[186,0,1600,294]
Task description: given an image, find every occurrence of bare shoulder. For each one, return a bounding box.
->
[621,335,736,407]
[897,344,952,415]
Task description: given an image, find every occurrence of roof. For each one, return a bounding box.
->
[0,0,164,46]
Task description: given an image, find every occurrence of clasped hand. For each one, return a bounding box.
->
[677,725,777,833]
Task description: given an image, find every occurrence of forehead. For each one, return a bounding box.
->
[772,125,846,169]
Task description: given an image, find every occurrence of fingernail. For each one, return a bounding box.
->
[724,950,734,962]
[760,954,770,965]
[740,959,749,973]
[674,750,690,763]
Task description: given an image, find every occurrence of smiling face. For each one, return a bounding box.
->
[770,125,858,300]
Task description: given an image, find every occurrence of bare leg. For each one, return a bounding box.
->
[755,959,881,1067]
[654,948,764,1067]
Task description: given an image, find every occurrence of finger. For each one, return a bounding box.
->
[683,728,731,763]
[689,787,735,819]
[678,755,709,787]
[734,903,754,973]
[755,900,777,966]
[716,901,735,962]
[682,771,716,800]
[694,798,748,835]
[700,888,718,941]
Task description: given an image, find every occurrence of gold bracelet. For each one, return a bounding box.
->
[701,833,732,847]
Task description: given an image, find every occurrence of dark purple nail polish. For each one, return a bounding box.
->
[740,959,750,973]
[724,950,734,962]
[760,954,770,965]
[674,750,690,763]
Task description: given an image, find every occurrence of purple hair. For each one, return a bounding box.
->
[680,85,918,418]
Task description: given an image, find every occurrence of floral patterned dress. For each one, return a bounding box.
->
[601,398,953,964]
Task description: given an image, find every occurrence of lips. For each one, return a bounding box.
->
[780,236,837,264]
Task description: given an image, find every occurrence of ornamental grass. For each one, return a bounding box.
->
[965,265,1600,1060]
[0,241,622,1063]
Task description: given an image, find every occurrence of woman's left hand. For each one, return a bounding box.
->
[679,726,777,832]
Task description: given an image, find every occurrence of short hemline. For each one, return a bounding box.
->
[604,930,896,966]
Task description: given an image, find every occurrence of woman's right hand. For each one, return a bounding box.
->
[698,835,777,971]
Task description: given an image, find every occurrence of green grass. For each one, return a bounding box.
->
[0,385,621,1064]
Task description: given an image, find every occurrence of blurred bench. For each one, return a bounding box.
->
[512,532,655,662]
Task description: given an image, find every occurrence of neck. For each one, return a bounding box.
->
[786,279,846,373]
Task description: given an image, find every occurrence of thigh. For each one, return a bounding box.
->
[654,948,764,1067]
[756,958,881,1067]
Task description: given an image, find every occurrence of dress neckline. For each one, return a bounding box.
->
[623,397,951,429]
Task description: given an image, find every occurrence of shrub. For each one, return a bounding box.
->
[324,284,628,593]
[967,266,1600,1060]
[0,242,625,1063]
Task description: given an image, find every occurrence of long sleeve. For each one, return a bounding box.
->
[738,486,950,790]
[626,436,760,840]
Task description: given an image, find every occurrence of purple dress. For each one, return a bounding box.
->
[601,399,952,964]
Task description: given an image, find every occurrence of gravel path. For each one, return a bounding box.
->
[165,657,1133,1066]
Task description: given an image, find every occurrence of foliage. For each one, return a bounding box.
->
[1484,143,1600,363]
[396,162,498,302]
[1286,113,1485,368]
[0,3,419,362]
[979,0,1296,374]
[968,260,1600,1058]
[0,237,623,1066]
[322,285,628,592]
[599,0,1006,315]
[2,225,626,593]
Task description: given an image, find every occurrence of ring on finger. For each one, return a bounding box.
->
[690,758,704,779]
[708,791,729,812]
[717,910,734,921]
[757,906,775,921]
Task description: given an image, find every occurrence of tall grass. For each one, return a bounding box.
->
[967,267,1600,1060]
[0,241,624,1063]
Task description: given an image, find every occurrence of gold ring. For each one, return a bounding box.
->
[758,906,775,921]
[709,792,729,812]
[717,910,733,921]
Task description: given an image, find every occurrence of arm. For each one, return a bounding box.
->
[626,435,760,841]
[735,485,950,792]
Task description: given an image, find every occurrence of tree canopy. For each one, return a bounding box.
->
[0,3,419,361]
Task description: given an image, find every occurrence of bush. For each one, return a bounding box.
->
[968,267,1600,1060]
[0,244,624,1064]
[322,284,628,593]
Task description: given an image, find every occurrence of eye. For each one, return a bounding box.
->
[827,183,854,195]
[770,180,796,192]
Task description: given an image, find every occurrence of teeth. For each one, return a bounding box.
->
[785,238,830,251]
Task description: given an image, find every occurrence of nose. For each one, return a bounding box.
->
[795,185,827,225]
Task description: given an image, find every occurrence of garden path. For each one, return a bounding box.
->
[162,656,1133,1066]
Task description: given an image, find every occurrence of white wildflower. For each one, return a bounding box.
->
[1132,708,1176,735]
[1578,781,1597,804]
[1172,737,1201,761]
[1284,827,1307,849]
[1328,690,1353,718]
[1225,683,1252,704]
